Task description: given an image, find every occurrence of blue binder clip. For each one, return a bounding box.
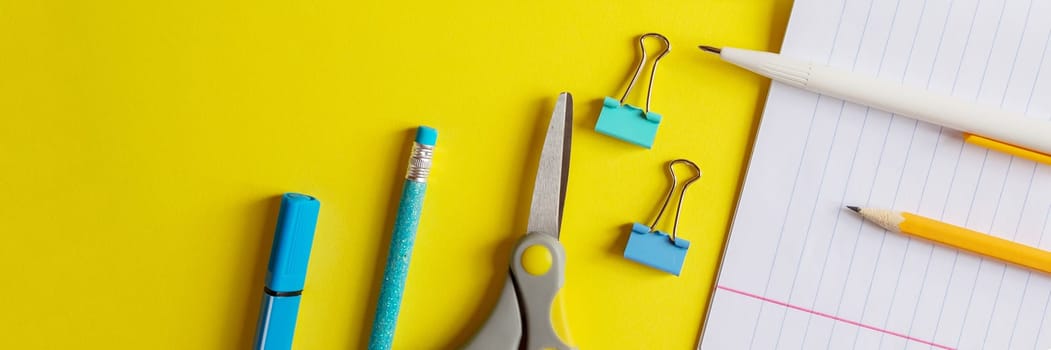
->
[623,159,702,276]
[595,33,671,149]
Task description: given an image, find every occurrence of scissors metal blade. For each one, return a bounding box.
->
[525,92,572,239]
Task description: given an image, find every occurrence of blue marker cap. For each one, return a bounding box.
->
[415,126,438,146]
[265,193,321,293]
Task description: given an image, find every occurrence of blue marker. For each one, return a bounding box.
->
[368,126,437,350]
[254,193,321,350]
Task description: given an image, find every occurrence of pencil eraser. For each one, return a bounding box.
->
[415,126,438,146]
[623,222,689,276]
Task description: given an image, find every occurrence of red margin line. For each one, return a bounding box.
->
[716,285,955,350]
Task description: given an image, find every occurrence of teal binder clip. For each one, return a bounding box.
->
[595,33,671,149]
[623,159,701,276]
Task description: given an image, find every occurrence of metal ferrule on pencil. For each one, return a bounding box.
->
[406,142,434,182]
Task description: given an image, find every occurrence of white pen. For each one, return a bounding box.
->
[698,45,1051,165]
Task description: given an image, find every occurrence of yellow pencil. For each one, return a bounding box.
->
[847,206,1051,275]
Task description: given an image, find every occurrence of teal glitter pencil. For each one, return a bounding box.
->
[368,126,437,350]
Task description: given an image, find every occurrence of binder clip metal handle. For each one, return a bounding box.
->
[594,33,671,149]
[621,33,671,115]
[649,159,701,243]
[622,159,702,276]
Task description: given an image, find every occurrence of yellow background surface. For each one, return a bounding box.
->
[0,1,791,349]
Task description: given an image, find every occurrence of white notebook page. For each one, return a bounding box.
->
[699,0,1051,349]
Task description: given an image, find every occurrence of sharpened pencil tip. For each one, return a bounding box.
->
[698,45,722,54]
[846,206,861,213]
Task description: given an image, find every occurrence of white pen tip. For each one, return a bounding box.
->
[698,45,722,54]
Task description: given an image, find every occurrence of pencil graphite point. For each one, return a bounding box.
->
[698,45,722,54]
[846,205,861,213]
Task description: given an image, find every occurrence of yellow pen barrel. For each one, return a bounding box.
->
[963,133,1051,165]
[901,213,1051,274]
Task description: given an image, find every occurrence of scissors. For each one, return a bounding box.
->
[463,92,576,350]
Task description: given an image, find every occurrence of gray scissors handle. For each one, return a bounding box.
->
[463,232,574,350]
[462,275,521,350]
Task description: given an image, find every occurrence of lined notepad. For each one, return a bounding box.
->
[699,0,1051,349]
